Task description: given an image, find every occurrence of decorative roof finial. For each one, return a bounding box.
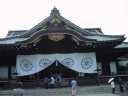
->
[50,7,60,15]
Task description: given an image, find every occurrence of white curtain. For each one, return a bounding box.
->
[16,53,97,76]
[0,66,8,79]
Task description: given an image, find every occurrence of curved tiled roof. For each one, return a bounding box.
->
[6,30,27,37]
[85,35,125,42]
[0,38,28,44]
[115,42,128,48]
[0,7,125,46]
[0,34,124,45]
[83,28,103,35]
[18,7,91,37]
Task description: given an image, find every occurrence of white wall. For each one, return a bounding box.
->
[118,60,128,66]
[11,66,16,79]
[110,61,117,74]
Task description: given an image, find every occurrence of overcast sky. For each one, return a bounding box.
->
[0,0,128,41]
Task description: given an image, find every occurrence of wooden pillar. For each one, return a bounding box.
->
[76,72,79,80]
[8,64,11,79]
[75,72,79,85]
[36,72,40,87]
[75,72,78,78]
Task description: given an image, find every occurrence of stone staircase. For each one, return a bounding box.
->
[0,85,122,96]
[23,85,122,96]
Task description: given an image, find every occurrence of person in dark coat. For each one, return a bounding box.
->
[56,75,61,88]
[118,77,124,93]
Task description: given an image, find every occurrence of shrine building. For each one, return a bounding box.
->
[0,8,128,87]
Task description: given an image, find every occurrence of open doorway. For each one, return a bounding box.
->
[39,60,76,79]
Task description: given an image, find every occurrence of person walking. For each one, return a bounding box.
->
[118,77,124,93]
[71,77,77,96]
[110,80,116,94]
[124,79,128,92]
[44,76,49,89]
[12,82,25,96]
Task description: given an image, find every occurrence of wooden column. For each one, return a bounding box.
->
[36,72,40,87]
[76,72,79,79]
[76,72,79,83]
[8,64,11,79]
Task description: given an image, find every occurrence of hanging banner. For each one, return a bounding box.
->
[16,53,97,76]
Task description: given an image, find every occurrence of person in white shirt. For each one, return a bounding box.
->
[50,76,55,88]
[71,77,77,96]
[111,80,115,94]
[12,82,25,96]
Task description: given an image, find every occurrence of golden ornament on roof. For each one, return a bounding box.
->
[48,34,65,41]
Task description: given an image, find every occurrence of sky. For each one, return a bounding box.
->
[0,0,128,41]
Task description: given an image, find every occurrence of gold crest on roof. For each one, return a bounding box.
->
[48,34,64,41]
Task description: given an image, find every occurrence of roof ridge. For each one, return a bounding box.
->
[18,8,92,37]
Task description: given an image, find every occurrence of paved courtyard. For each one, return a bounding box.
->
[0,85,127,96]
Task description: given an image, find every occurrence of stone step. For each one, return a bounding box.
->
[0,85,125,96]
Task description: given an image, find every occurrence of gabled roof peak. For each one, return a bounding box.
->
[50,7,60,15]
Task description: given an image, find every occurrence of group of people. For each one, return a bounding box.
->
[11,76,128,96]
[44,75,78,96]
[12,77,78,96]
[110,77,128,94]
[44,75,62,89]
